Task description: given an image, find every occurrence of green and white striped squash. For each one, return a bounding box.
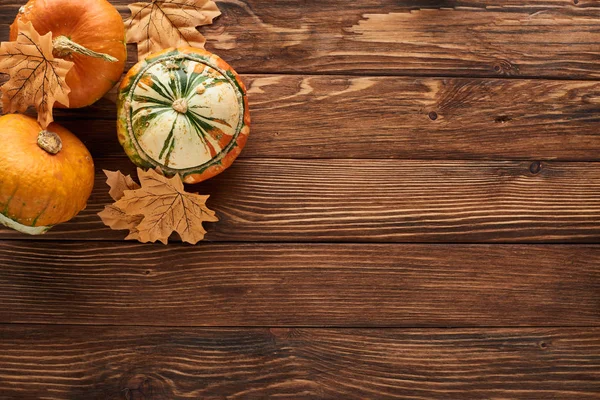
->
[117,47,250,184]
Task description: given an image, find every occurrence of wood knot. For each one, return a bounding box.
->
[428,111,438,121]
[269,328,298,341]
[122,374,168,400]
[529,161,542,175]
[494,115,512,124]
[172,98,188,114]
[493,60,519,76]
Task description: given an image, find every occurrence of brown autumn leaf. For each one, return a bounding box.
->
[98,170,144,240]
[115,168,218,244]
[99,205,145,239]
[104,170,141,201]
[0,21,73,128]
[100,168,218,244]
[126,0,221,60]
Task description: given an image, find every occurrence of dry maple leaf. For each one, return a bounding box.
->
[115,168,218,244]
[0,21,73,128]
[98,170,144,240]
[126,0,221,60]
[104,170,141,201]
[99,205,145,239]
[100,168,218,244]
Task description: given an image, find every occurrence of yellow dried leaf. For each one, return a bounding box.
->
[126,0,221,60]
[0,21,73,128]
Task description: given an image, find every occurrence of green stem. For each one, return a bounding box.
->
[53,35,117,63]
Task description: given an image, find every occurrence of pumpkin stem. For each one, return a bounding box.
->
[37,130,62,155]
[53,36,118,63]
[172,98,188,114]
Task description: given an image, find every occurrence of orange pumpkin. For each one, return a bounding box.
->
[0,114,95,235]
[10,0,126,108]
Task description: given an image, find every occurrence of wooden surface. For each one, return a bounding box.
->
[1,242,599,327]
[0,326,598,399]
[3,158,600,242]
[5,0,600,78]
[47,77,600,160]
[1,0,599,399]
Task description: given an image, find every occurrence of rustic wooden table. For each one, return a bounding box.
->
[1,0,600,398]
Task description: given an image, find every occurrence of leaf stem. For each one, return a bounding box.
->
[53,36,117,62]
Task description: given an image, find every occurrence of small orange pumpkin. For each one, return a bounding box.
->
[0,114,95,235]
[10,0,126,108]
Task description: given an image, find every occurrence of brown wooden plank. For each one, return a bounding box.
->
[1,158,599,242]
[0,326,598,399]
[0,242,598,327]
[3,0,600,78]
[38,76,600,160]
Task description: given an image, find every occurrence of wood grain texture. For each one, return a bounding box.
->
[0,1,597,398]
[0,326,598,399]
[0,242,598,327]
[1,158,599,242]
[3,0,599,78]
[31,76,600,160]
[241,75,600,160]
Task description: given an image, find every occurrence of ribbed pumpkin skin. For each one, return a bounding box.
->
[0,114,94,231]
[117,47,250,184]
[10,0,126,108]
